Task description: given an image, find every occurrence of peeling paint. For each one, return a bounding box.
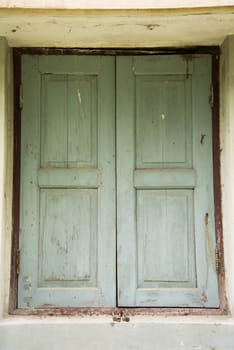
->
[204,213,214,290]
[201,290,208,303]
[77,89,82,103]
[205,213,213,260]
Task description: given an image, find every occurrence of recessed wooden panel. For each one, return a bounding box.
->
[39,189,97,287]
[136,78,162,164]
[41,74,67,168]
[163,79,187,162]
[136,75,192,168]
[41,74,97,169]
[67,76,97,168]
[137,189,196,288]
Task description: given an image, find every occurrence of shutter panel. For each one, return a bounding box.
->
[19,54,219,309]
[116,55,219,307]
[18,55,116,307]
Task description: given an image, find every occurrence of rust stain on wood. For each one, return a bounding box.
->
[11,305,228,317]
[205,213,213,289]
[211,54,227,311]
[205,213,213,259]
[9,49,22,313]
[201,291,208,303]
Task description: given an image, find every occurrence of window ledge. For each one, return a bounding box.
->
[1,314,234,325]
[1,315,234,350]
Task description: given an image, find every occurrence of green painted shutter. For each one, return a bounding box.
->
[19,54,219,309]
[116,55,219,307]
[18,55,116,307]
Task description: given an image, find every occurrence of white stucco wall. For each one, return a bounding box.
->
[0,0,234,9]
[1,316,234,350]
[0,25,234,350]
[0,37,13,319]
[220,36,234,315]
[0,37,6,321]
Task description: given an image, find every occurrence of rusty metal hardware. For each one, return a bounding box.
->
[112,310,130,322]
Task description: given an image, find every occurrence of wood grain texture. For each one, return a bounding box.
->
[18,55,116,307]
[38,189,97,287]
[117,55,219,307]
[136,72,192,168]
[137,189,195,288]
[19,54,219,309]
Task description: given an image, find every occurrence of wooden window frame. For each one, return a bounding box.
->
[9,46,227,317]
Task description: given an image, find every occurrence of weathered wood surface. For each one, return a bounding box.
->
[19,54,218,308]
[117,55,219,307]
[19,55,116,307]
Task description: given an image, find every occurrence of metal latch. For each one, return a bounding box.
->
[112,310,130,322]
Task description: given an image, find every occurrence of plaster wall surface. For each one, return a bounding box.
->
[0,38,13,320]
[220,36,234,315]
[0,11,234,48]
[1,316,234,350]
[0,37,6,321]
[0,27,234,350]
[0,39,13,320]
[0,0,234,9]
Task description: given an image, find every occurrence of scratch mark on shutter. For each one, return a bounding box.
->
[77,89,82,104]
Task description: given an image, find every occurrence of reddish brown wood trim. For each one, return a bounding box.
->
[10,47,227,316]
[14,46,220,56]
[11,307,226,318]
[9,49,21,313]
[212,54,227,312]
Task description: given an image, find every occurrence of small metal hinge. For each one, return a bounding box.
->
[209,83,214,109]
[215,238,224,276]
[16,249,20,275]
[19,84,23,109]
